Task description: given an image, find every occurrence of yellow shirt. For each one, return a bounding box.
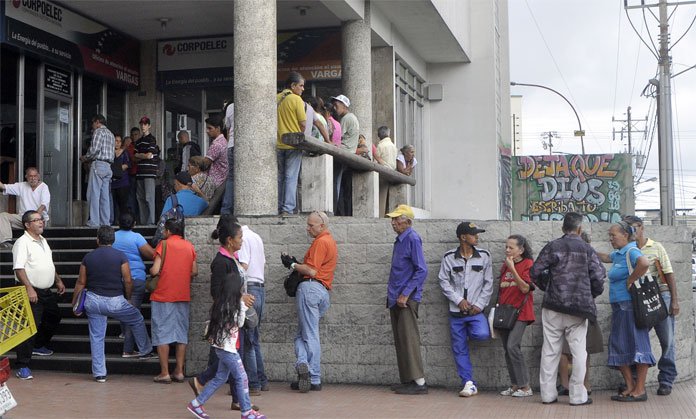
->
[639,238,673,292]
[277,89,306,150]
[377,137,398,170]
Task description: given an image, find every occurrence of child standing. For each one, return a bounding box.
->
[187,270,265,419]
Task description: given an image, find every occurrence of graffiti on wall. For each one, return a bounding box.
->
[512,154,634,222]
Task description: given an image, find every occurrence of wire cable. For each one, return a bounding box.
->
[625,8,659,59]
[671,12,696,50]
[642,7,660,53]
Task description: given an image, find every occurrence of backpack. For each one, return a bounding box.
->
[151,193,184,247]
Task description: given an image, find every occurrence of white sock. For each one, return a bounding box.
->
[190,399,200,407]
[415,378,425,386]
[242,410,251,415]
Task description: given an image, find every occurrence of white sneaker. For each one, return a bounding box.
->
[459,381,478,397]
[512,388,533,397]
[500,387,515,396]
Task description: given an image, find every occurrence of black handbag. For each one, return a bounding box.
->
[493,291,530,330]
[626,251,668,329]
[284,270,303,297]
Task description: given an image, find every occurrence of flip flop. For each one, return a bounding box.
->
[172,375,185,383]
[153,375,172,384]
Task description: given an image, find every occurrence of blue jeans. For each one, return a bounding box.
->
[277,149,302,213]
[197,348,250,412]
[243,284,268,389]
[85,291,151,377]
[294,281,330,385]
[448,313,490,385]
[653,291,677,387]
[87,160,112,226]
[122,280,147,353]
[221,147,234,214]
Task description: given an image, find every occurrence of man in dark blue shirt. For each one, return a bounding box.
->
[386,204,428,395]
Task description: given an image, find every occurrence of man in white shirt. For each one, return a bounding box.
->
[12,210,65,379]
[236,220,269,395]
[0,167,50,248]
[374,126,398,217]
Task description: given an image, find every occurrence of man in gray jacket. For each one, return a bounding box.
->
[530,212,605,406]
[438,222,493,397]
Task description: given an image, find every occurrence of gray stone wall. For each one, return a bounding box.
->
[184,217,695,390]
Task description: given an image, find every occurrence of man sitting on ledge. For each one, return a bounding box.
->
[160,171,208,217]
[0,167,50,249]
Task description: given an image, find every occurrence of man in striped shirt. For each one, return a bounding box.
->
[134,117,159,225]
[80,114,115,227]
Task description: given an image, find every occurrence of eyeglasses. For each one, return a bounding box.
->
[29,218,44,223]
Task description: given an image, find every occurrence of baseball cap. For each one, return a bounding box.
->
[386,204,414,220]
[330,94,350,108]
[175,171,193,185]
[139,116,151,125]
[456,221,486,237]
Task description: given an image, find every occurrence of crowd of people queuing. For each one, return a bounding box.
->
[0,187,684,414]
[276,71,417,217]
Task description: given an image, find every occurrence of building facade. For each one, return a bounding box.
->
[0,0,510,222]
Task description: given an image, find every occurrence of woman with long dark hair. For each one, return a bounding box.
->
[497,234,535,397]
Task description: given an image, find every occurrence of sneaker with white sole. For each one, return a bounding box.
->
[500,387,515,396]
[187,402,209,419]
[32,347,53,356]
[15,367,33,380]
[512,388,533,397]
[241,409,266,419]
[459,380,478,397]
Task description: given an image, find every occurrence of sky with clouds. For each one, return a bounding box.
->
[508,0,696,212]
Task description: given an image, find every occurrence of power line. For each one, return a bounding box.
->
[625,7,660,59]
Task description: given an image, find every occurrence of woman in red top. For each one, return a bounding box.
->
[498,234,535,398]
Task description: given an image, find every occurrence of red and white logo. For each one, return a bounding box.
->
[162,44,175,56]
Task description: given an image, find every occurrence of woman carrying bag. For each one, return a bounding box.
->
[496,235,535,398]
[598,221,655,402]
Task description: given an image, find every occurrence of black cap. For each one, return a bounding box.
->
[623,215,643,225]
[175,171,192,185]
[456,221,486,237]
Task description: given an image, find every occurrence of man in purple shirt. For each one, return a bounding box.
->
[386,204,428,395]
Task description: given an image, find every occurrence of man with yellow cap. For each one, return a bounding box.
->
[386,204,428,395]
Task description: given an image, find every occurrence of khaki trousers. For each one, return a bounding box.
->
[0,212,23,243]
[390,299,425,383]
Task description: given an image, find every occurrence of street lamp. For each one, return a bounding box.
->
[510,81,585,155]
[635,176,657,186]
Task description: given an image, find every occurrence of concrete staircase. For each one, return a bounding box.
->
[0,226,169,375]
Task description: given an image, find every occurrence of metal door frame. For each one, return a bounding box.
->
[38,63,74,226]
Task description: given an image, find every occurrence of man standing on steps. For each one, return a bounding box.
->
[12,210,65,380]
[81,114,115,227]
[134,116,159,225]
[0,167,50,249]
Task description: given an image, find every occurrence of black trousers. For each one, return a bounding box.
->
[15,288,61,368]
[112,186,130,223]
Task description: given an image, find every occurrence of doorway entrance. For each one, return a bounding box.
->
[41,95,72,226]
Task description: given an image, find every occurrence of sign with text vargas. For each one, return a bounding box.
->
[512,154,634,222]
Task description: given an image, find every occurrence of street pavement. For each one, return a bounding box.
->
[4,371,696,418]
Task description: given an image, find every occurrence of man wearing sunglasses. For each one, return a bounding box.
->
[12,210,65,380]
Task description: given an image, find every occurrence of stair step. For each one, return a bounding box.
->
[5,351,173,375]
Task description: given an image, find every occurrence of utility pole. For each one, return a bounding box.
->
[540,131,558,156]
[612,106,647,172]
[623,0,696,225]
[657,0,675,225]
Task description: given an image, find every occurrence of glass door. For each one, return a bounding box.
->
[42,96,72,226]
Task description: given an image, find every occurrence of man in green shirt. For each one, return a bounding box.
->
[330,95,359,215]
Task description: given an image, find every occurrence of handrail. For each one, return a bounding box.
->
[281,133,416,186]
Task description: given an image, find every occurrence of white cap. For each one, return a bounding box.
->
[330,94,350,108]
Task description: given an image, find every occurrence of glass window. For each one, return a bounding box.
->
[80,76,102,200]
[164,89,203,172]
[1,47,18,183]
[205,87,232,114]
[106,85,125,137]
[24,56,39,172]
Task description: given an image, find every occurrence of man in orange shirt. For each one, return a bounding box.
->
[281,211,337,393]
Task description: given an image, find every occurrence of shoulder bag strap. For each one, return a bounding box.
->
[157,240,168,274]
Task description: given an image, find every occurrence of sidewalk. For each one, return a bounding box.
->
[5,372,696,418]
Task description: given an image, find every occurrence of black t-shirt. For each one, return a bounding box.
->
[135,134,160,178]
[82,246,128,297]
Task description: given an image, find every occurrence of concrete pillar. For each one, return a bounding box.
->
[127,40,163,148]
[342,1,377,217]
[300,154,333,213]
[371,46,395,132]
[388,184,410,213]
[233,0,277,215]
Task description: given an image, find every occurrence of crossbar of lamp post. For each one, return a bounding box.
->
[510,81,585,155]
